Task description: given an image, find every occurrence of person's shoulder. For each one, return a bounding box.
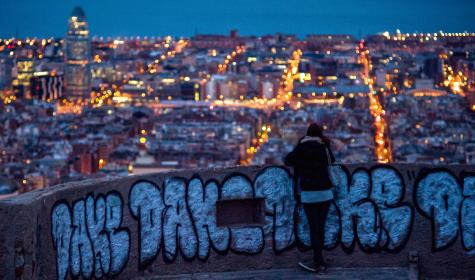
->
[299,140,325,149]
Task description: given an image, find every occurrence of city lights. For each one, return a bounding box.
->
[1,3,475,198]
[360,42,393,163]
[241,124,271,165]
[218,45,245,74]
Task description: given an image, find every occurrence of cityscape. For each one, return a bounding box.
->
[1,6,475,198]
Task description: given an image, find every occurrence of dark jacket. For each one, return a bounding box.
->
[284,136,335,191]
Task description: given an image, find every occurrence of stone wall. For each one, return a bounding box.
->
[0,163,474,279]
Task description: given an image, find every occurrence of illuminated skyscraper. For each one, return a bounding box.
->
[65,6,91,98]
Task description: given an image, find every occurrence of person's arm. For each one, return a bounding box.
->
[284,145,299,166]
[284,149,296,166]
[327,146,336,164]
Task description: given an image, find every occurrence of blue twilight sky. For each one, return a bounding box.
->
[1,0,475,38]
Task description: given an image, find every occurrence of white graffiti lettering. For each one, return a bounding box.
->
[50,166,475,280]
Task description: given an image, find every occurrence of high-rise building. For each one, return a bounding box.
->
[0,55,13,89]
[65,6,91,98]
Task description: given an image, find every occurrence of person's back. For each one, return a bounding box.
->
[284,136,334,191]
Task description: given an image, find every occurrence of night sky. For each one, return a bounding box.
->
[1,0,475,38]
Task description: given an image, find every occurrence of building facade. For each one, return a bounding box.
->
[0,55,13,89]
[13,49,35,99]
[30,72,64,101]
[64,6,91,98]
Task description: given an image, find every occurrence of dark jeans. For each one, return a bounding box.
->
[303,200,332,264]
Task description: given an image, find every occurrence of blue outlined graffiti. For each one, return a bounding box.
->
[370,166,413,252]
[129,180,164,268]
[414,169,463,251]
[414,169,475,253]
[51,191,130,280]
[51,201,72,280]
[51,165,475,279]
[187,177,231,259]
[162,177,198,262]
[254,167,296,253]
[460,172,475,254]
[297,165,413,253]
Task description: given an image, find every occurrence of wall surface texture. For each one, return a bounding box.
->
[0,164,474,279]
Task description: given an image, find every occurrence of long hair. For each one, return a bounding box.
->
[306,123,331,147]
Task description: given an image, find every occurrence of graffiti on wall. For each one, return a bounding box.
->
[128,167,293,269]
[414,169,475,253]
[296,165,414,253]
[51,192,130,280]
[50,165,475,279]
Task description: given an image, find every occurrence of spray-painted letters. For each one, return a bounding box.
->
[51,191,130,280]
[50,165,475,279]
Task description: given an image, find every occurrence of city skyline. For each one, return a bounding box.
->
[1,4,475,198]
[1,0,475,38]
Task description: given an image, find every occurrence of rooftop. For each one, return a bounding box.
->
[70,6,86,20]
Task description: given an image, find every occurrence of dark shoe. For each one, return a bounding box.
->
[316,263,328,274]
[298,261,318,273]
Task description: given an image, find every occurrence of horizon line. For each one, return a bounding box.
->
[2,30,475,40]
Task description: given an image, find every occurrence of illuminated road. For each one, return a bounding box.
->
[90,38,189,108]
[277,49,302,110]
[359,41,393,163]
[212,49,303,112]
[146,38,189,75]
[80,43,390,164]
[241,49,302,164]
[241,124,271,165]
[86,45,350,166]
[218,45,245,74]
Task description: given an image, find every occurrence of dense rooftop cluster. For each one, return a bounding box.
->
[1,22,475,196]
[387,94,475,163]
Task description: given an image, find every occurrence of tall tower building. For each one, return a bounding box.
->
[65,6,91,99]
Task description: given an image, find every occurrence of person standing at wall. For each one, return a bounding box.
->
[284,123,335,273]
